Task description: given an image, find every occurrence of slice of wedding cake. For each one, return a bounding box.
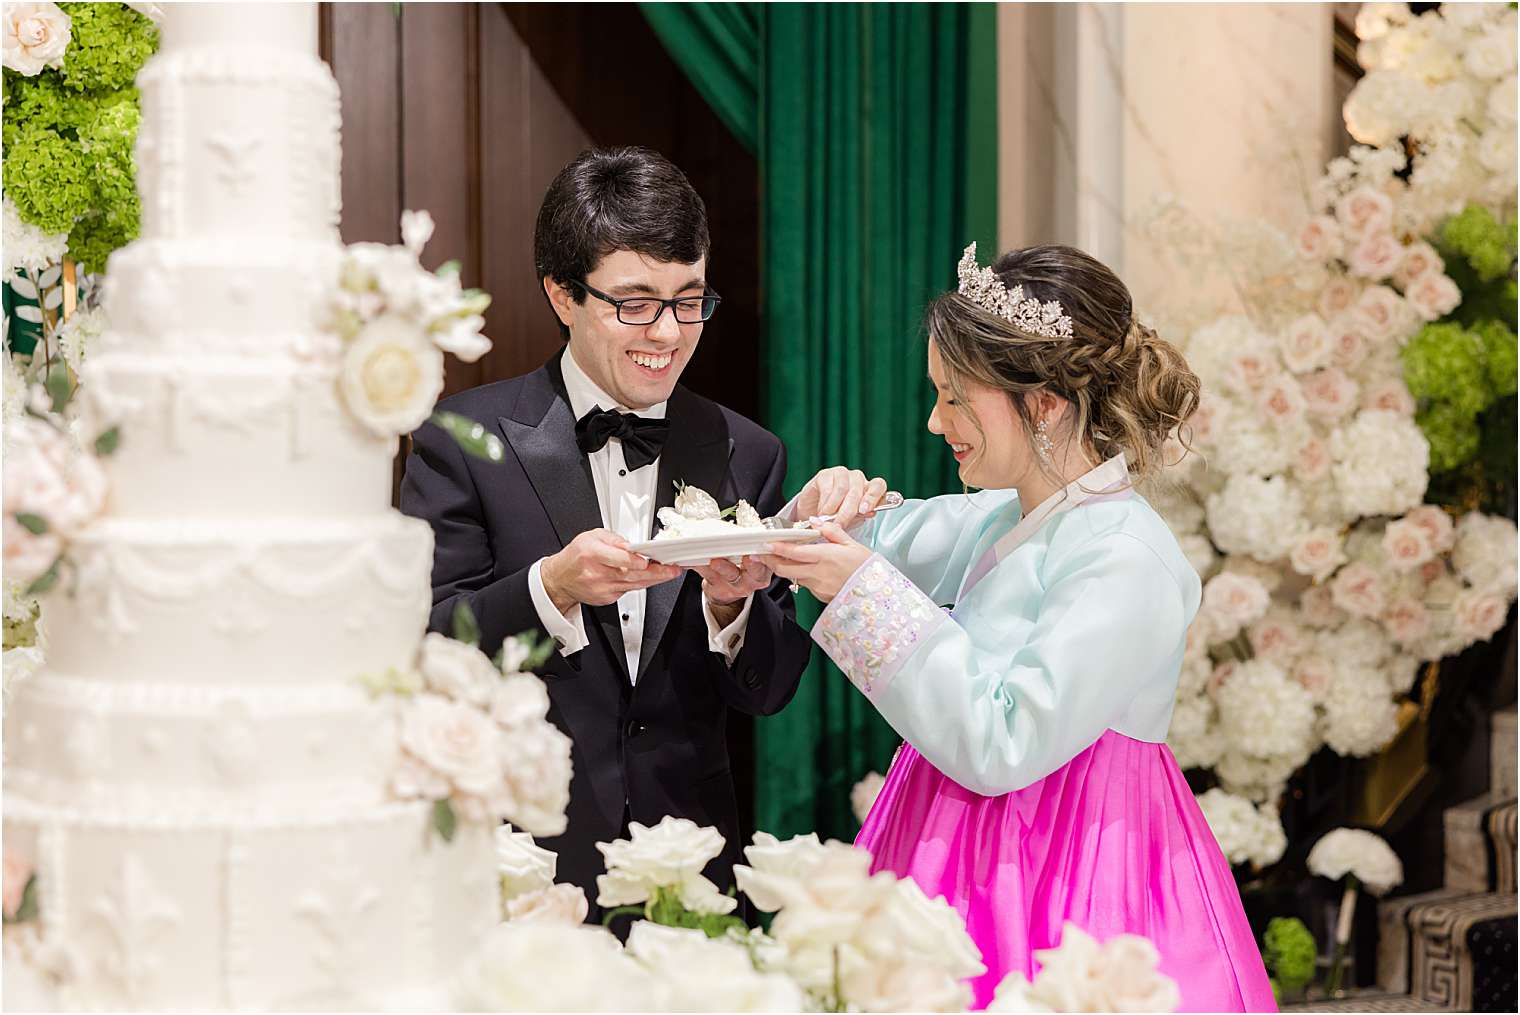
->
[1,4,508,1009]
[654,483,767,540]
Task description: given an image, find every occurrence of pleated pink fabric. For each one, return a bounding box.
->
[856,732,1278,1012]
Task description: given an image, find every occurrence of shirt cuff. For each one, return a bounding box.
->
[702,591,754,664]
[528,557,590,656]
[811,554,945,699]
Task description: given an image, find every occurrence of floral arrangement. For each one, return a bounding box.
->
[321,210,499,455]
[363,603,571,841]
[1307,828,1404,994]
[985,923,1181,1013]
[2,3,158,281]
[597,816,742,930]
[1145,4,1519,859]
[1194,787,1287,870]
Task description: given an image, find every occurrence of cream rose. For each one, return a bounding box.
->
[490,672,551,728]
[1381,518,1436,571]
[1317,277,1361,320]
[399,692,505,799]
[1280,314,1334,374]
[1335,186,1394,237]
[337,313,445,437]
[1223,349,1279,393]
[1302,368,1360,420]
[1288,527,1346,581]
[1404,505,1455,553]
[1352,285,1410,343]
[1257,375,1307,428]
[1291,654,1335,701]
[1383,598,1431,644]
[1404,270,1462,321]
[733,831,829,912]
[1202,572,1271,635]
[496,721,572,837]
[595,816,737,915]
[1293,436,1332,483]
[1394,241,1444,289]
[507,884,589,925]
[1362,378,1415,416]
[1330,562,1387,618]
[1454,589,1509,643]
[1098,934,1184,1012]
[418,632,501,706]
[1296,215,1343,262]
[1348,231,1404,281]
[3,2,70,76]
[1328,316,1372,370]
[495,823,557,901]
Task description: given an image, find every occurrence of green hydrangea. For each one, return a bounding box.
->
[1441,204,1517,283]
[1402,322,1493,416]
[1418,401,1482,473]
[1474,320,1518,399]
[57,2,158,94]
[1262,917,1316,995]
[2,125,94,234]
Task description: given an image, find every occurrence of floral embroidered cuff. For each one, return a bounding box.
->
[812,554,945,698]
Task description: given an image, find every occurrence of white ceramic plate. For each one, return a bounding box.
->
[626,528,820,566]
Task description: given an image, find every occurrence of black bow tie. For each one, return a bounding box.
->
[574,406,670,471]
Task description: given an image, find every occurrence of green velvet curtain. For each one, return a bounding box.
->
[642,1,999,841]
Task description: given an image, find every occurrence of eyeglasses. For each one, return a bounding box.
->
[571,279,722,326]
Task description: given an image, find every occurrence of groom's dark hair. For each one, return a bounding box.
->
[534,146,710,340]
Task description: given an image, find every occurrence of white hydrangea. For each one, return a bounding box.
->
[1167,694,1227,771]
[1452,512,1519,597]
[1320,668,1401,757]
[1307,828,1404,894]
[1214,659,1317,763]
[1210,412,1295,477]
[1315,618,1395,672]
[1,197,67,273]
[1206,474,1306,561]
[1329,410,1429,517]
[1195,788,1288,869]
[1214,750,1305,805]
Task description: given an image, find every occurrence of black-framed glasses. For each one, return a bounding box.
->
[571,279,722,326]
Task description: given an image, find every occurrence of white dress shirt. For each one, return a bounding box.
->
[527,348,753,681]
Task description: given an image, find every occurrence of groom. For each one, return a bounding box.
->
[400,147,811,915]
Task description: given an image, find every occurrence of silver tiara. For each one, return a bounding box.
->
[956,243,1073,339]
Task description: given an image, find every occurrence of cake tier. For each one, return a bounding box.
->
[80,351,395,521]
[1,801,497,1011]
[44,516,432,685]
[101,238,339,359]
[135,5,340,245]
[3,674,402,818]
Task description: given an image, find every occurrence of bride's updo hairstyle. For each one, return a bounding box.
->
[926,244,1200,480]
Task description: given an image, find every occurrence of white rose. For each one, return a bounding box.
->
[399,692,505,800]
[1381,518,1436,571]
[1280,315,1334,374]
[1406,507,1456,554]
[1257,375,1307,428]
[1465,25,1517,79]
[1327,315,1373,370]
[1383,597,1432,644]
[595,816,736,915]
[1404,270,1463,321]
[1307,828,1404,894]
[1248,608,1309,663]
[626,922,805,1012]
[497,720,572,837]
[842,958,972,1013]
[1178,533,1219,580]
[419,631,501,706]
[766,843,895,964]
[495,824,557,901]
[1302,367,1360,420]
[337,313,445,437]
[490,672,551,728]
[1025,924,1107,1013]
[733,831,829,912]
[1288,527,1347,581]
[1335,186,1394,237]
[1352,285,1412,343]
[1317,277,1362,320]
[1362,378,1416,416]
[453,922,664,1011]
[2,2,70,76]
[851,771,886,825]
[1348,231,1405,280]
[1354,3,1410,41]
[507,884,589,926]
[986,973,1055,1013]
[1394,241,1444,289]
[1330,562,1388,618]
[875,878,986,980]
[1454,589,1510,643]
[1296,215,1343,261]
[1099,934,1185,1012]
[1202,572,1271,635]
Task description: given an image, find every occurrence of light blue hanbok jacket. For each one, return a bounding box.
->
[811,455,1201,796]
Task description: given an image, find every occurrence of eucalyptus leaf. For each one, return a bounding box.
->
[13,305,43,324]
[14,513,48,535]
[11,875,39,923]
[25,560,61,597]
[451,599,481,648]
[94,426,121,456]
[9,275,38,300]
[430,410,505,463]
[43,287,64,311]
[432,798,457,842]
[45,369,73,414]
[37,265,62,289]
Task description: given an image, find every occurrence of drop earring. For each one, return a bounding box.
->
[1035,418,1054,462]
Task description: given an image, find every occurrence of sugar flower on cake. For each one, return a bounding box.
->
[986,923,1181,1013]
[337,313,445,437]
[596,816,737,917]
[2,3,70,76]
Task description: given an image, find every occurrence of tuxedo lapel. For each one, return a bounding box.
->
[638,389,732,681]
[500,358,629,682]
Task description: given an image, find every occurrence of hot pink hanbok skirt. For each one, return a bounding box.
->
[856,730,1278,1012]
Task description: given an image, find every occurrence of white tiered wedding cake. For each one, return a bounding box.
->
[2,4,498,1009]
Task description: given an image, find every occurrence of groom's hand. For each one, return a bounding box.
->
[542,529,684,612]
[693,556,773,607]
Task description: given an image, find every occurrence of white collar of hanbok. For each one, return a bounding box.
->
[996,452,1132,557]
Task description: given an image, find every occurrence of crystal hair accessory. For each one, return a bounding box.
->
[956,243,1074,339]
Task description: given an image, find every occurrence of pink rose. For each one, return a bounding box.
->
[1394,241,1444,288]
[1297,215,1343,262]
[1362,379,1416,416]
[1405,271,1462,321]
[1258,375,1307,427]
[2,415,108,537]
[1405,506,1455,553]
[1349,232,1405,281]
[1224,350,1279,393]
[1382,518,1436,571]
[1383,598,1431,643]
[1328,316,1372,370]
[1318,277,1361,320]
[1292,655,1335,699]
[1249,615,1307,662]
[1454,590,1509,643]
[1290,527,1345,580]
[3,851,33,920]
[1204,572,1272,630]
[1293,436,1332,482]
[1335,186,1394,237]
[1302,368,1360,420]
[1353,285,1410,343]
[1281,315,1334,374]
[1330,562,1387,618]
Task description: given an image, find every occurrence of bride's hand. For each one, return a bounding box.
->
[794,467,890,531]
[756,523,871,604]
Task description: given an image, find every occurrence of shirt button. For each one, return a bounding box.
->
[622,613,631,622]
[619,469,627,477]
[625,719,647,738]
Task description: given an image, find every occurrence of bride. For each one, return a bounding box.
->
[761,243,1276,1012]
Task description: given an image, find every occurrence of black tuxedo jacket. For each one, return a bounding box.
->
[399,355,811,909]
